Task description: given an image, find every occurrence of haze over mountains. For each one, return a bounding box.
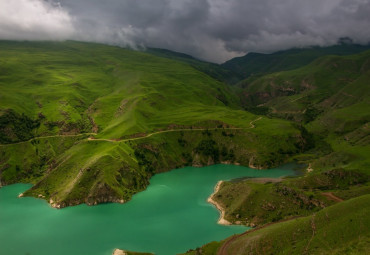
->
[1,0,370,62]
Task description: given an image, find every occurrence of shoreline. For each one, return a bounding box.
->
[112,249,126,255]
[207,181,231,225]
[12,162,297,209]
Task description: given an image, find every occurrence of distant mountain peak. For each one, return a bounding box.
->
[338,37,354,45]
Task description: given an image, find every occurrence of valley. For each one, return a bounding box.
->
[0,40,369,254]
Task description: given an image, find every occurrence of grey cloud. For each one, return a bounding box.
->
[209,0,370,55]
[0,0,75,40]
[1,0,370,63]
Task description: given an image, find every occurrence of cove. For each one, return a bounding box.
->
[0,164,298,255]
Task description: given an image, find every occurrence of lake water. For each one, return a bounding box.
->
[0,164,297,255]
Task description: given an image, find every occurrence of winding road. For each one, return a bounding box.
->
[1,117,263,146]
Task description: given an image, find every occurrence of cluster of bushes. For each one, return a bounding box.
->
[296,168,369,190]
[134,146,158,174]
[221,146,235,161]
[244,106,270,115]
[221,131,234,137]
[293,124,315,152]
[0,109,40,143]
[195,139,219,161]
[177,138,187,147]
[274,183,324,210]
[45,116,92,134]
[303,105,322,123]
[194,139,236,162]
[181,152,193,165]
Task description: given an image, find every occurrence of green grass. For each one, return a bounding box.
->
[146,47,239,83]
[182,194,370,255]
[0,40,305,207]
[235,48,370,197]
[239,50,370,109]
[178,48,370,253]
[222,194,370,255]
[222,44,370,81]
[0,40,243,140]
[209,160,368,228]
[212,178,325,226]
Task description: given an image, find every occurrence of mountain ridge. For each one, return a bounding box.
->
[222,44,370,82]
[0,40,305,208]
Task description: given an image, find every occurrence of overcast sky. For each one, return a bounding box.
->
[1,0,370,63]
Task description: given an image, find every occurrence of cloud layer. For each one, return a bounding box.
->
[1,0,370,62]
[0,0,75,40]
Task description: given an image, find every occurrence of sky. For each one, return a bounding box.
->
[1,0,370,63]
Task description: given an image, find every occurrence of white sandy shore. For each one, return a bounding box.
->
[113,249,127,255]
[207,181,231,225]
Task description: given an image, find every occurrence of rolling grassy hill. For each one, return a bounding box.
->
[237,50,370,173]
[222,43,370,82]
[181,48,370,254]
[205,168,368,228]
[0,40,242,140]
[0,40,306,207]
[183,194,370,255]
[146,48,240,83]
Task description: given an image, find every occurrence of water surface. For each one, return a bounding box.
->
[0,164,297,255]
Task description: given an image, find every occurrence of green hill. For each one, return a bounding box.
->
[181,49,370,254]
[204,168,368,228]
[222,44,370,82]
[237,50,370,172]
[0,40,305,207]
[146,48,240,83]
[183,194,370,255]
[0,40,241,141]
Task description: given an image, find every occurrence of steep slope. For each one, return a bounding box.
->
[0,41,306,207]
[181,49,370,254]
[0,40,240,141]
[238,50,370,119]
[237,50,370,171]
[206,168,369,227]
[183,195,370,255]
[146,48,240,83]
[222,44,370,82]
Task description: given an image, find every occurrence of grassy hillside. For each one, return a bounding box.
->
[238,50,370,112]
[238,50,370,173]
[0,40,306,207]
[222,43,370,81]
[0,40,242,141]
[181,49,369,254]
[209,168,368,227]
[146,48,240,83]
[183,194,370,255]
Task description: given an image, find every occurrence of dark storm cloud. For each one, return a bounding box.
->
[1,0,370,62]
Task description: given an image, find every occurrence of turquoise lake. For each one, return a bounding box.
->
[0,164,297,255]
